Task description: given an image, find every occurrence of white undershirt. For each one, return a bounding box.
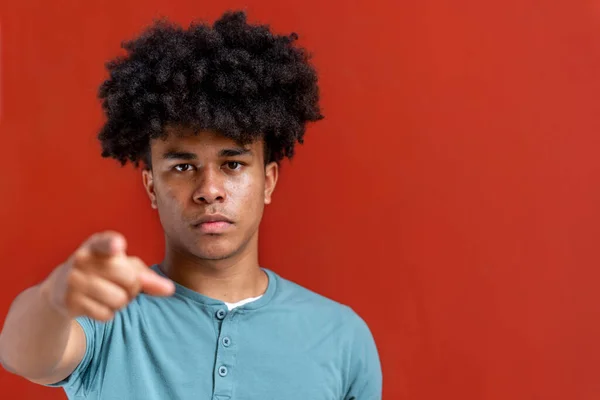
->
[223,295,263,310]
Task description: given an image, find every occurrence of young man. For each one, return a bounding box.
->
[0,10,382,400]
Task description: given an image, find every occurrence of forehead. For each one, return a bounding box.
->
[150,127,263,154]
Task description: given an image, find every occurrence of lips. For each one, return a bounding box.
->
[191,214,233,234]
[192,214,233,225]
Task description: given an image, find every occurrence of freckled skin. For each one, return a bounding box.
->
[142,127,278,263]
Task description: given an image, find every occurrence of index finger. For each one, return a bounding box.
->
[139,270,176,297]
[85,231,127,258]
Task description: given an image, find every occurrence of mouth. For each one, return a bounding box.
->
[191,214,234,234]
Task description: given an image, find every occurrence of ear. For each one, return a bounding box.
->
[142,168,158,209]
[264,161,279,205]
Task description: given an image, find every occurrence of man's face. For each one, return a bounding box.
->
[142,126,278,261]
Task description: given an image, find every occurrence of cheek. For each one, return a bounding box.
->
[157,181,189,216]
[158,177,189,199]
[226,175,264,212]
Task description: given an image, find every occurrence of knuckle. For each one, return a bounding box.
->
[129,256,142,265]
[111,290,130,309]
[122,275,139,293]
[129,256,147,273]
[71,250,89,267]
[65,269,82,290]
[63,291,79,311]
[94,310,114,322]
[117,260,139,286]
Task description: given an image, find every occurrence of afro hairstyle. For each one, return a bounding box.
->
[97,10,324,169]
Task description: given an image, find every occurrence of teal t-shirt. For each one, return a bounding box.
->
[48,266,382,399]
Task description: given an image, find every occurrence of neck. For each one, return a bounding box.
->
[159,234,268,303]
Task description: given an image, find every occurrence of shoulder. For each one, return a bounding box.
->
[272,270,345,307]
[269,269,369,328]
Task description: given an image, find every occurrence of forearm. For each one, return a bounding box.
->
[0,283,72,379]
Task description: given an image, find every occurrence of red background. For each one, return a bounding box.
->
[1,1,600,399]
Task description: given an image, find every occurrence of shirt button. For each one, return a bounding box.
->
[215,309,227,320]
[222,337,231,347]
[218,366,228,377]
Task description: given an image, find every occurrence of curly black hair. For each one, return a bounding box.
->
[97,10,323,169]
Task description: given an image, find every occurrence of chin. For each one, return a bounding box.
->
[194,251,234,261]
[191,240,239,261]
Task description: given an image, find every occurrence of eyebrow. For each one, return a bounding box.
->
[161,147,252,161]
[219,148,252,157]
[162,151,198,161]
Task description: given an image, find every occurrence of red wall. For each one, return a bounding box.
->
[2,1,600,399]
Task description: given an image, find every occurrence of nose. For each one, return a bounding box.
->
[192,166,226,205]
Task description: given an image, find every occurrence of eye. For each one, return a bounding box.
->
[173,164,194,172]
[225,161,243,170]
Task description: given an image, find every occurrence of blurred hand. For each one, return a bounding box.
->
[41,231,175,321]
